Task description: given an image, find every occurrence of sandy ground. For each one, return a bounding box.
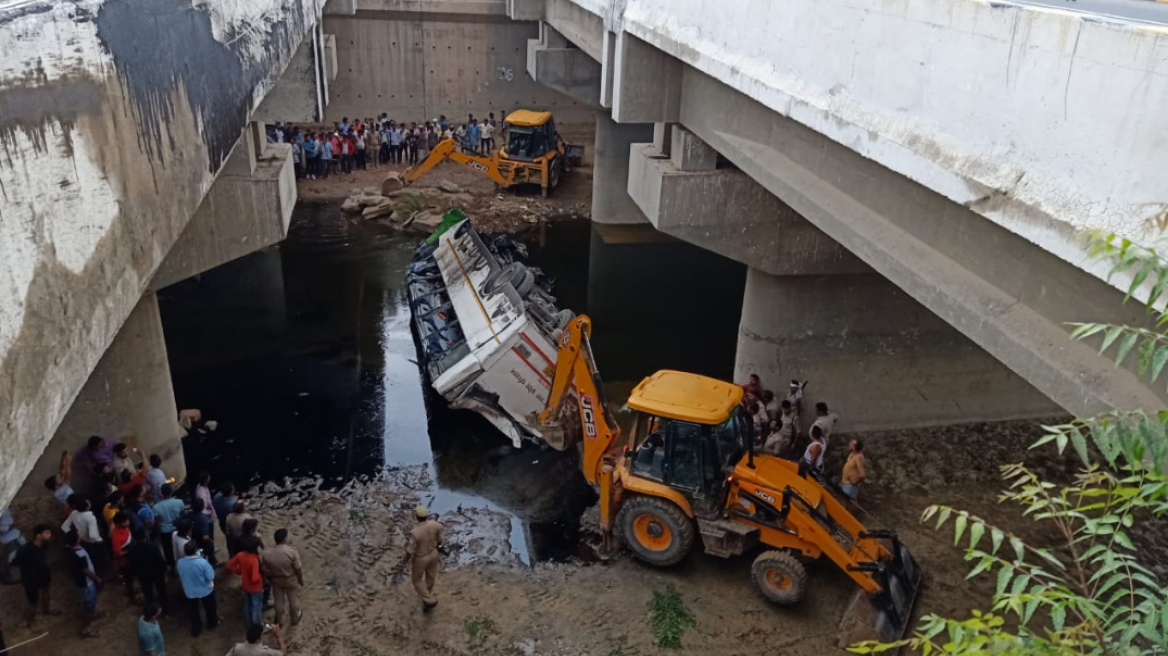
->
[5,417,1130,656]
[296,124,595,235]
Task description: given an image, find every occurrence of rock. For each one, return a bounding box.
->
[362,203,394,220]
[381,173,405,196]
[340,197,362,213]
[362,186,380,196]
[384,189,411,199]
[437,180,463,194]
[358,194,387,208]
[410,210,444,231]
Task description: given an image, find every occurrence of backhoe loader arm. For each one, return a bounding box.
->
[401,138,512,186]
[538,315,620,485]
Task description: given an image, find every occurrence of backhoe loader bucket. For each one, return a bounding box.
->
[565,144,585,167]
[382,171,406,195]
[837,541,922,648]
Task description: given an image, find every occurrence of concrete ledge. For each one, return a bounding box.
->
[612,31,679,123]
[527,23,601,105]
[627,143,867,276]
[324,0,358,14]
[153,144,296,289]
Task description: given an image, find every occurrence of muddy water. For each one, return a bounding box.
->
[159,204,744,562]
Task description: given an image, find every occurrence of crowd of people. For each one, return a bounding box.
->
[266,112,502,181]
[739,374,866,500]
[0,436,303,655]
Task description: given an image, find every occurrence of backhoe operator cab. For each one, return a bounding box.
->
[501,110,557,162]
[627,373,748,518]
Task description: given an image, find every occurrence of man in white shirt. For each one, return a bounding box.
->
[481,120,495,154]
[61,495,105,573]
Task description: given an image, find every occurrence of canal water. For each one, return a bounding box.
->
[158,203,744,562]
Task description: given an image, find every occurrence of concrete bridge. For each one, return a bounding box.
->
[512,0,1168,429]
[2,0,1166,508]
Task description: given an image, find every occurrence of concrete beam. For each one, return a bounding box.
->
[323,0,358,14]
[545,0,604,62]
[628,143,867,276]
[13,293,186,513]
[736,268,1060,433]
[612,31,680,124]
[527,22,602,106]
[507,0,544,21]
[255,30,324,124]
[593,111,653,225]
[153,141,297,289]
[679,66,1166,417]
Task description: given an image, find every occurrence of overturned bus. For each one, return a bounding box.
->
[405,211,574,447]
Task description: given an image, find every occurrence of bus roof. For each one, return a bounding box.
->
[505,109,552,127]
[628,370,744,424]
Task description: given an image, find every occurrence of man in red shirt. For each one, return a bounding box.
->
[227,536,265,628]
[110,512,136,603]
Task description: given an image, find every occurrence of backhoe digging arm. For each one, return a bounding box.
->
[401,138,511,186]
[537,315,622,545]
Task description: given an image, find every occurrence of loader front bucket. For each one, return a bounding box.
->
[837,542,923,648]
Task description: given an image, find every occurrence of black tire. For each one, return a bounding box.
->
[616,497,695,567]
[751,551,809,604]
[481,262,530,297]
[514,269,535,297]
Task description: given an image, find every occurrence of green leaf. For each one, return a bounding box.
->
[1153,346,1168,382]
[954,513,968,547]
[1115,331,1140,366]
[995,564,1013,596]
[1069,427,1090,466]
[990,528,1004,555]
[1010,537,1025,563]
[1051,604,1066,633]
[1138,336,1156,376]
[936,507,952,530]
[1126,259,1154,303]
[968,522,985,550]
[1100,325,1125,353]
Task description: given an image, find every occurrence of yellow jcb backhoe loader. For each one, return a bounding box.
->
[391,109,583,197]
[535,315,922,645]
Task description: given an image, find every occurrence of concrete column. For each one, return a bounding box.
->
[15,293,186,511]
[612,31,681,123]
[670,126,717,171]
[653,123,673,158]
[592,110,653,224]
[735,268,1060,434]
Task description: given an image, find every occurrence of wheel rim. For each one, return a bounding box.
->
[764,568,793,591]
[632,514,673,551]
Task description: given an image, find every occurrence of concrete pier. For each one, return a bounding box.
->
[735,268,1059,432]
[15,294,185,513]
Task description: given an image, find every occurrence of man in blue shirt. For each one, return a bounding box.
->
[185,499,217,567]
[466,119,481,155]
[152,484,184,568]
[176,541,217,636]
[339,117,350,135]
[144,455,167,505]
[212,482,236,534]
[137,601,165,656]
